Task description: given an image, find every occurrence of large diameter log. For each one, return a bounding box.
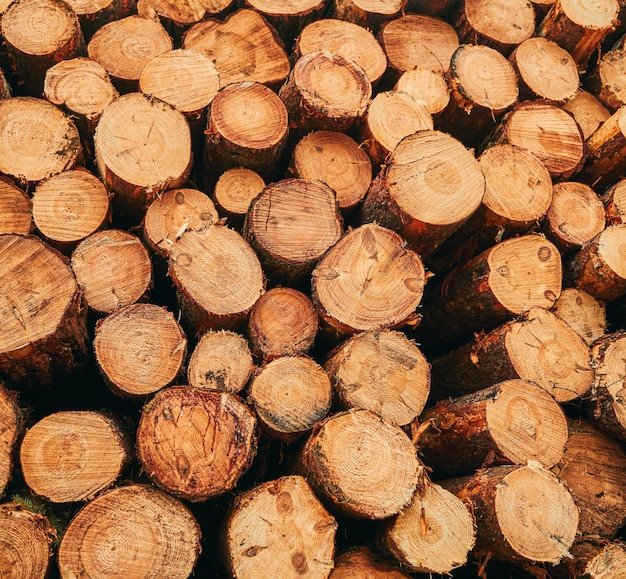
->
[359,130,485,259]
[225,475,337,579]
[418,379,568,478]
[0,176,31,236]
[311,224,425,340]
[551,287,606,345]
[330,547,412,578]
[58,484,201,579]
[442,463,578,564]
[0,234,89,387]
[0,384,23,498]
[136,387,257,501]
[19,410,132,502]
[562,89,611,139]
[394,68,450,117]
[297,409,420,519]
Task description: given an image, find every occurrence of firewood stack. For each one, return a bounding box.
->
[4,0,626,577]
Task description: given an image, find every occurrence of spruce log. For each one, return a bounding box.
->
[562,89,611,139]
[0,176,31,236]
[58,484,201,578]
[332,0,406,32]
[394,68,450,117]
[0,384,23,498]
[136,386,257,501]
[64,0,137,40]
[551,287,606,345]
[602,177,626,224]
[211,168,265,228]
[330,547,412,578]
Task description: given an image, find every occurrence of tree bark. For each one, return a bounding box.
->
[211,168,265,229]
[551,287,607,345]
[601,176,626,224]
[394,68,451,117]
[562,89,611,139]
[0,384,23,498]
[0,176,31,236]
[586,48,626,111]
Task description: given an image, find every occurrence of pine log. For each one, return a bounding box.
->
[93,303,186,399]
[0,96,83,186]
[32,168,110,254]
[19,410,132,502]
[248,355,332,441]
[297,409,420,519]
[359,130,485,259]
[324,329,430,426]
[418,379,568,477]
[311,224,425,340]
[562,89,611,139]
[394,68,451,117]
[0,384,23,498]
[330,547,412,578]
[182,9,290,89]
[246,287,318,361]
[58,484,201,578]
[211,168,265,228]
[0,234,89,387]
[168,225,264,334]
[294,18,387,85]
[136,386,257,501]
[586,49,626,111]
[0,176,31,236]
[64,0,137,40]
[441,463,578,564]
[225,475,337,579]
[289,131,372,216]
[551,287,606,345]
[332,0,406,32]
[429,307,594,403]
[70,229,152,314]
[187,330,254,393]
[602,176,626,224]
[243,178,343,284]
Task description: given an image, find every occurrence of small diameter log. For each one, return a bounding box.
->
[246,287,318,361]
[294,18,387,85]
[418,379,568,478]
[430,307,594,403]
[58,484,201,579]
[541,181,606,253]
[94,304,186,399]
[19,410,132,502]
[168,225,264,334]
[0,234,89,387]
[136,0,234,28]
[243,178,343,284]
[565,224,626,302]
[1,0,85,95]
[289,131,372,216]
[442,463,578,564]
[332,0,406,32]
[579,542,626,578]
[509,37,579,104]
[64,0,137,40]
[136,387,257,501]
[87,14,172,93]
[358,90,433,167]
[330,547,412,578]
[279,51,371,136]
[452,0,535,56]
[562,89,611,139]
[394,68,450,117]
[248,355,332,441]
[359,130,485,259]
[32,168,110,254]
[94,92,192,223]
[0,96,83,186]
[536,0,620,70]
[225,475,337,579]
[586,49,626,112]
[324,329,430,426]
[182,9,290,89]
[0,176,31,236]
[551,287,606,345]
[297,409,420,519]
[602,177,626,224]
[211,168,265,228]
[203,81,288,185]
[0,384,23,498]
[0,502,56,579]
[70,229,152,315]
[311,224,425,340]
[187,330,254,393]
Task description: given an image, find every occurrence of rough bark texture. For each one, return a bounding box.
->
[0,384,24,498]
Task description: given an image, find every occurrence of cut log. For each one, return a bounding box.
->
[359,130,485,259]
[19,410,132,502]
[32,168,110,254]
[332,0,406,32]
[243,178,343,284]
[0,176,31,236]
[406,0,458,17]
[136,0,234,29]
[441,463,578,564]
[246,287,318,361]
[70,229,152,314]
[311,224,425,340]
[330,547,412,578]
[289,131,372,216]
[0,384,23,498]
[429,307,594,403]
[0,234,89,387]
[1,0,85,95]
[297,409,420,519]
[550,287,606,345]
[182,9,290,89]
[225,475,337,579]
[602,177,626,224]
[64,0,137,40]
[394,68,451,117]
[93,304,186,399]
[418,379,568,477]
[0,96,83,186]
[587,48,626,112]
[294,18,387,85]
[187,330,254,393]
[168,225,264,334]
[0,67,11,99]
[562,89,611,139]
[324,329,430,426]
[577,542,626,578]
[136,386,257,501]
[58,484,201,578]
[248,355,332,440]
[211,168,265,228]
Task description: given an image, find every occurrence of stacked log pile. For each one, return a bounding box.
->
[5,0,626,577]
